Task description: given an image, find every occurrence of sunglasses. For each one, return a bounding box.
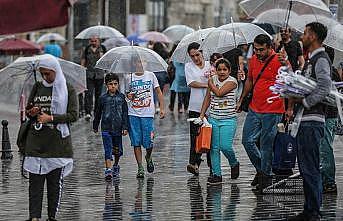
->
[253,47,266,52]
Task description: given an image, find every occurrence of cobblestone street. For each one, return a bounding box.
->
[1,105,343,220]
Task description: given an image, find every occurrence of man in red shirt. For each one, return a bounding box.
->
[237,34,289,191]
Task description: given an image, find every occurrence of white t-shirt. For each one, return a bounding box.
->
[185,61,211,112]
[127,71,159,117]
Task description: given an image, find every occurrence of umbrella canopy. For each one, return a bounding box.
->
[127,34,147,44]
[103,37,130,50]
[252,9,299,28]
[0,54,86,106]
[171,27,216,63]
[95,46,168,73]
[162,25,195,43]
[75,25,125,39]
[199,29,246,55]
[0,38,41,55]
[139,31,172,43]
[239,0,332,26]
[219,22,272,44]
[37,33,66,43]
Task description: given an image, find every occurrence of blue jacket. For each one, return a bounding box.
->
[93,91,128,135]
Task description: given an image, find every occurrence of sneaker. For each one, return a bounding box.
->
[207,175,222,185]
[85,114,91,122]
[112,165,120,177]
[252,174,272,192]
[187,164,199,176]
[231,162,239,179]
[105,168,113,181]
[287,212,320,221]
[251,172,262,186]
[136,166,145,178]
[168,104,174,112]
[323,183,337,194]
[145,156,154,173]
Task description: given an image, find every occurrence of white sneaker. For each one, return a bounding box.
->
[85,114,91,121]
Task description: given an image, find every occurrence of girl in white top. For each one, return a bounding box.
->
[200,58,240,184]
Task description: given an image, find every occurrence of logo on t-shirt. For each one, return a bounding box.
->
[129,79,152,108]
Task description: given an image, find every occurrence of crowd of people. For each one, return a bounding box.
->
[21,21,343,221]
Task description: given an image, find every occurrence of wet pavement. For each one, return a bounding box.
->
[1,104,343,220]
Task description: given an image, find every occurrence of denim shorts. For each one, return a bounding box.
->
[128,116,154,149]
[101,131,123,160]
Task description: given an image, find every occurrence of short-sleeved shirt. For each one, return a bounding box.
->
[248,51,285,114]
[277,40,303,71]
[185,61,211,112]
[209,75,237,119]
[127,71,159,117]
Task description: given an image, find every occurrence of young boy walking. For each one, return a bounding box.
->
[126,70,165,178]
[93,73,128,180]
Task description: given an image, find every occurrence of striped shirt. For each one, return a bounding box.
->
[209,75,237,120]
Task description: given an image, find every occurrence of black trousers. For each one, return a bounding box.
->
[170,91,190,110]
[85,78,104,115]
[188,111,211,168]
[29,168,64,219]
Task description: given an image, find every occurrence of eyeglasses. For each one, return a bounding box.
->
[253,47,266,52]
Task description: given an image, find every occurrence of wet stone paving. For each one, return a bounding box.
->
[1,105,343,220]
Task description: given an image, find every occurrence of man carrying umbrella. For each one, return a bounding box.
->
[81,36,107,121]
[287,22,332,221]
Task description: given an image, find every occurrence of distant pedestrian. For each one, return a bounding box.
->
[200,58,240,184]
[93,73,128,180]
[44,40,62,58]
[23,55,78,221]
[287,22,332,221]
[81,36,107,121]
[126,66,165,178]
[185,42,211,176]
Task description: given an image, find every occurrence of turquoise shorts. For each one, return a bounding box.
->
[128,116,154,149]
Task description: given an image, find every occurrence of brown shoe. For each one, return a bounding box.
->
[187,164,199,176]
[231,162,240,179]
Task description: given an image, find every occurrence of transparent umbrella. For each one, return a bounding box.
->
[139,31,172,43]
[239,0,332,27]
[103,37,130,50]
[0,54,87,108]
[252,9,299,28]
[171,27,216,63]
[36,33,66,43]
[75,25,125,39]
[95,46,168,73]
[199,28,246,55]
[219,22,272,45]
[162,25,195,43]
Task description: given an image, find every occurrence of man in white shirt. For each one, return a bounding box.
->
[185,42,212,176]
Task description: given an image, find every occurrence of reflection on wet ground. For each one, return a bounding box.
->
[0,109,343,220]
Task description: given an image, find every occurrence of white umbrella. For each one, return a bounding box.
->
[95,46,167,73]
[103,37,130,50]
[252,9,299,28]
[162,25,195,43]
[199,28,246,55]
[239,0,333,27]
[36,33,66,43]
[171,27,216,63]
[219,22,272,45]
[139,31,172,43]
[75,25,125,39]
[0,54,87,106]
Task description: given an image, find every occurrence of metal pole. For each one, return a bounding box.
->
[104,0,109,26]
[1,120,13,160]
[68,6,74,61]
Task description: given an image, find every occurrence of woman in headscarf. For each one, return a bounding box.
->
[24,54,78,221]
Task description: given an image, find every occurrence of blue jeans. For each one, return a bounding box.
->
[101,131,123,160]
[296,121,324,216]
[208,117,238,176]
[320,118,337,186]
[242,110,282,175]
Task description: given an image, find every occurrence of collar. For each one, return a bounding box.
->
[309,47,325,59]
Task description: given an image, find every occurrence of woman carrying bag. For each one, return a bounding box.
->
[24,55,78,221]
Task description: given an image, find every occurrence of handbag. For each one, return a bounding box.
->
[334,119,343,135]
[16,120,31,154]
[195,124,212,153]
[241,54,276,112]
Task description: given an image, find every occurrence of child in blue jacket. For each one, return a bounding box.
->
[93,73,128,180]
